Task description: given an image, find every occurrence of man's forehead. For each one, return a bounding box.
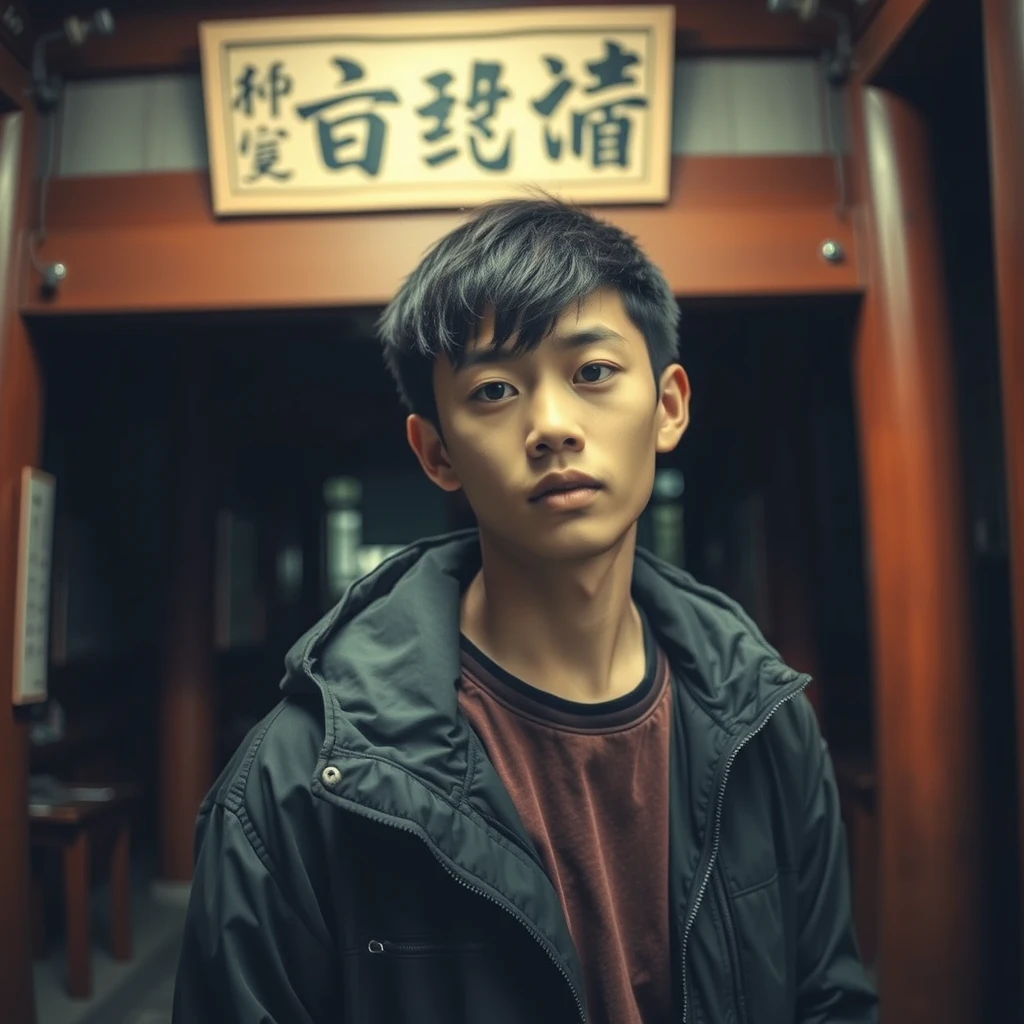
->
[467,287,626,352]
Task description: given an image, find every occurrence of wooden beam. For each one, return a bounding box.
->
[49,0,837,78]
[855,0,933,83]
[0,57,41,1024]
[981,0,1024,997]
[22,156,860,314]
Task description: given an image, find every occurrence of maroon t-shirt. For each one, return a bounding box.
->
[457,616,674,1024]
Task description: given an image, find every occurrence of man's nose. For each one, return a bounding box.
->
[524,385,584,456]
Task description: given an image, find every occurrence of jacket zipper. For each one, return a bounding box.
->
[680,676,809,1024]
[329,801,588,1024]
[430,845,588,1024]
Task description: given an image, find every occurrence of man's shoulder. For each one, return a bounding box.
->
[190,694,340,949]
[764,688,824,758]
[752,688,828,816]
[200,693,327,827]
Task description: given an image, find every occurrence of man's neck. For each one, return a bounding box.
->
[460,527,646,704]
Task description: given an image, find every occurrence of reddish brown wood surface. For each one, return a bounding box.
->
[63,831,90,998]
[855,0,934,82]
[851,83,981,1022]
[981,0,1024,988]
[48,0,839,77]
[24,157,859,314]
[0,49,40,1024]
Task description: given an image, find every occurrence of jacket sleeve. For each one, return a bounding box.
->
[795,704,879,1024]
[172,802,338,1024]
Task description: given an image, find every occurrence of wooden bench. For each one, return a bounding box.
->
[30,782,139,998]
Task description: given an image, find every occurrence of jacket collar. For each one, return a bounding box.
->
[281,528,801,793]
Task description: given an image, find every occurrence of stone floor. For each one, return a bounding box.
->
[33,864,185,1024]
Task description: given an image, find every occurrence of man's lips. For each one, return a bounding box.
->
[528,473,603,502]
[531,486,603,511]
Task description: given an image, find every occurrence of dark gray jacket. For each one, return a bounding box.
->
[173,530,878,1024]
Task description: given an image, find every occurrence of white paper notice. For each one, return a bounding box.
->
[13,468,55,705]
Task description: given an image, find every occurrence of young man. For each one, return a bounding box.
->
[174,199,878,1024]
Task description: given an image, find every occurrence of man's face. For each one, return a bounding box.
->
[408,287,690,561]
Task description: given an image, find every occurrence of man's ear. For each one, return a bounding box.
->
[406,414,463,492]
[655,364,691,454]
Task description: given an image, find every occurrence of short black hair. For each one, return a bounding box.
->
[376,197,680,424]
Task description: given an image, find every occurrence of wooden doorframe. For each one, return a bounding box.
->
[0,42,43,1024]
[848,77,981,1021]
[847,1,993,1019]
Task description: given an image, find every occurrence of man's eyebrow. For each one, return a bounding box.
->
[458,326,627,371]
[550,326,628,350]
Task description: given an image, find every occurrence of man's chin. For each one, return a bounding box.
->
[484,516,637,564]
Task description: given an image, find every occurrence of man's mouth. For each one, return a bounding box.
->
[528,479,604,510]
[529,484,600,501]
[528,472,603,502]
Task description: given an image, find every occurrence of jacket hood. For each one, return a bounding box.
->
[281,529,801,785]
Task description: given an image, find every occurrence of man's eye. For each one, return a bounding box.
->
[575,363,616,384]
[471,381,516,402]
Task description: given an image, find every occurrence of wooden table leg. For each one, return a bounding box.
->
[63,830,91,998]
[32,857,47,959]
[110,822,132,961]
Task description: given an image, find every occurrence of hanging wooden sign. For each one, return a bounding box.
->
[199,6,675,216]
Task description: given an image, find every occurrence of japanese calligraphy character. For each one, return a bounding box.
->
[233,61,293,119]
[531,56,573,159]
[466,62,512,171]
[583,40,640,93]
[572,97,648,168]
[416,62,512,171]
[530,41,648,169]
[295,58,399,177]
[416,72,459,167]
[239,125,293,183]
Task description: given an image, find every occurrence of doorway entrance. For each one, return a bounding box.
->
[26,292,876,1015]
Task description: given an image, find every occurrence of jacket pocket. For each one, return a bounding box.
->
[713,868,749,1024]
[348,933,552,1024]
[726,870,797,1024]
[366,937,491,957]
